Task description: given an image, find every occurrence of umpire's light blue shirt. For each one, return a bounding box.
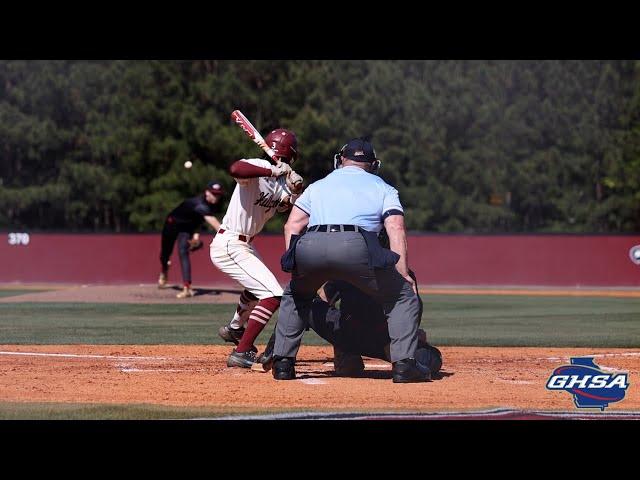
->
[294,166,403,233]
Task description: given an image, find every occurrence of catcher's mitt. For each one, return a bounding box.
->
[286,170,304,195]
[188,238,203,252]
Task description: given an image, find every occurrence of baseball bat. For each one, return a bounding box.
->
[231,110,279,163]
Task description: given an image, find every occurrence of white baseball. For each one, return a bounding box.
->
[184,161,193,169]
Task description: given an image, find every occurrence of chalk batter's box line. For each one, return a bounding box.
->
[0,350,210,374]
[0,351,169,361]
[206,408,640,421]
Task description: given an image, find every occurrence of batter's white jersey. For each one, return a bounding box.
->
[220,158,290,237]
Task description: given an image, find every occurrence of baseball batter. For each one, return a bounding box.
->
[210,128,301,368]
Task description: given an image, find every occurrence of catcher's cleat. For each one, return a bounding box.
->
[253,333,276,372]
[392,358,431,383]
[272,357,296,380]
[176,286,195,299]
[158,272,168,289]
[218,325,245,345]
[227,348,258,368]
[333,346,365,377]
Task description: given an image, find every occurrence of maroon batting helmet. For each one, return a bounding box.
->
[265,129,298,164]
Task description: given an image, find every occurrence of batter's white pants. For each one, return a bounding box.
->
[209,231,284,300]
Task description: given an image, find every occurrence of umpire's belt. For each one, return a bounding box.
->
[308,224,362,233]
[218,228,253,243]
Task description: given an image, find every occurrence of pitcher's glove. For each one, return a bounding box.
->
[188,238,203,252]
[286,171,304,195]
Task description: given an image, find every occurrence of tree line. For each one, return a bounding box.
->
[1,60,638,233]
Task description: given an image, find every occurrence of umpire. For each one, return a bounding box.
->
[272,138,429,383]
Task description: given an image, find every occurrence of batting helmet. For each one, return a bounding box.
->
[265,129,298,164]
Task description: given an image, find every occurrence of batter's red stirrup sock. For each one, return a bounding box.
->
[236,297,281,353]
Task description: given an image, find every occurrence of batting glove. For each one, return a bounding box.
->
[270,161,292,177]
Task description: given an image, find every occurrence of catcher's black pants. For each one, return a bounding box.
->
[308,297,389,361]
[160,221,193,285]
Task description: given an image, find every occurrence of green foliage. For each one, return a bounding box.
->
[0,60,638,232]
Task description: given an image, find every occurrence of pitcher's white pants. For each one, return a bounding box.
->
[210,231,284,300]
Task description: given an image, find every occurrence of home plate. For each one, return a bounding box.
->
[300,378,327,385]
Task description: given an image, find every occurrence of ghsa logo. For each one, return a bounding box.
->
[546,357,629,410]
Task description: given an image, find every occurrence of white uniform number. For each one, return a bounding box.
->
[8,232,30,246]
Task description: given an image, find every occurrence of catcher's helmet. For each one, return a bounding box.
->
[265,129,298,164]
[415,345,443,375]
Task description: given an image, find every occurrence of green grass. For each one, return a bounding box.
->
[0,401,300,420]
[0,289,48,298]
[0,295,639,347]
[422,295,640,347]
[0,303,289,345]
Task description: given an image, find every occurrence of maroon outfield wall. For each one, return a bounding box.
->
[1,233,639,287]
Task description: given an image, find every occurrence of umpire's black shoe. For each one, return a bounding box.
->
[272,357,296,380]
[392,358,431,383]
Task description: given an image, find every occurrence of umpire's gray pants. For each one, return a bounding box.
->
[274,231,421,363]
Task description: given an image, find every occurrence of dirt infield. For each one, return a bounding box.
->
[1,345,637,414]
[0,284,243,304]
[2,283,640,304]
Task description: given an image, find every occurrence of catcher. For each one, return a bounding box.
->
[255,271,442,378]
[158,180,225,298]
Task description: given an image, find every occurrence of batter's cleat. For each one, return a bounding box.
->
[333,346,365,377]
[227,348,258,368]
[392,358,431,383]
[218,325,245,345]
[176,286,195,299]
[272,357,296,380]
[158,272,168,289]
